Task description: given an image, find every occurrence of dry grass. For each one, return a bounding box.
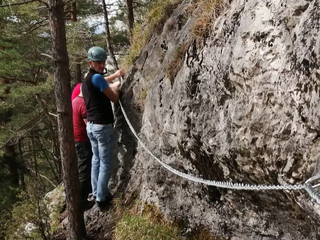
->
[122,0,228,70]
[122,0,228,69]
[113,199,225,240]
[122,0,183,69]
[135,89,148,109]
[147,0,182,34]
[114,215,181,240]
[166,42,190,85]
[191,0,227,39]
[122,24,148,69]
[191,226,223,240]
[114,203,182,240]
[167,18,175,31]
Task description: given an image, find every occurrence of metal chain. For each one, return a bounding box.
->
[118,100,320,204]
[303,185,320,204]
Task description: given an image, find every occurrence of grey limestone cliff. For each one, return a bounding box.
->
[114,0,320,239]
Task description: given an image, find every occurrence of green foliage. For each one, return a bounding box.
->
[66,21,94,80]
[123,0,226,68]
[0,180,19,239]
[122,23,147,68]
[46,184,65,234]
[0,1,51,82]
[0,2,57,236]
[146,0,182,33]
[0,45,49,81]
[111,29,130,50]
[115,215,182,240]
[122,0,183,68]
[0,1,105,239]
[77,0,102,16]
[0,149,21,239]
[1,80,55,141]
[66,21,92,59]
[131,0,156,24]
[141,89,148,100]
[9,80,54,108]
[5,187,52,240]
[113,201,183,240]
[114,200,223,240]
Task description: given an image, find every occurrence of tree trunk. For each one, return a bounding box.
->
[47,0,87,239]
[0,0,3,51]
[70,0,77,21]
[102,0,118,69]
[4,141,19,186]
[18,139,26,189]
[126,0,134,37]
[71,0,82,84]
[0,0,2,27]
[75,62,82,84]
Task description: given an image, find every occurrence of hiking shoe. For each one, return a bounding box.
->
[88,193,94,200]
[105,193,113,204]
[96,194,114,210]
[82,200,95,211]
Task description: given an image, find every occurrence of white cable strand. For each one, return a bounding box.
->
[119,100,308,192]
[117,71,320,203]
[304,185,320,205]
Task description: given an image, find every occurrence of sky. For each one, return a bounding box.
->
[85,15,127,34]
[84,1,127,34]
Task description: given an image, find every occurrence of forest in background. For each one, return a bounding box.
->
[0,0,154,238]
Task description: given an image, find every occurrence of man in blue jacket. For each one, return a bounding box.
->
[82,46,124,210]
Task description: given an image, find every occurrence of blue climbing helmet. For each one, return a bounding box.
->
[87,46,107,61]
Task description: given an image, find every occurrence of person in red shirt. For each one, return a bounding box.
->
[71,83,81,101]
[72,84,94,210]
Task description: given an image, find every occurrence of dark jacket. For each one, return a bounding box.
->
[82,69,114,124]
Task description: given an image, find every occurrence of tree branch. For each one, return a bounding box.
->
[34,0,48,8]
[40,53,53,60]
[35,94,57,127]
[0,0,35,8]
[0,113,45,150]
[26,19,48,33]
[27,167,57,187]
[0,76,37,85]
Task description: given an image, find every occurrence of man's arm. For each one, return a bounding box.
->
[92,74,120,103]
[103,87,119,102]
[104,69,125,83]
[109,81,121,93]
[80,104,88,124]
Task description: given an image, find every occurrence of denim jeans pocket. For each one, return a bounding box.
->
[92,124,113,133]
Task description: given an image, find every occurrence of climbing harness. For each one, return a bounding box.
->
[117,80,320,204]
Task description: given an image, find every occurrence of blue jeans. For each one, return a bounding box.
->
[86,122,114,202]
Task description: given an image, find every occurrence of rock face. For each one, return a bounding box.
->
[115,0,320,239]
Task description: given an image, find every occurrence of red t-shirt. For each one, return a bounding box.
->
[72,96,89,142]
[71,83,81,101]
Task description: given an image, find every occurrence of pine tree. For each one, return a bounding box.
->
[0,0,133,238]
[47,0,87,238]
